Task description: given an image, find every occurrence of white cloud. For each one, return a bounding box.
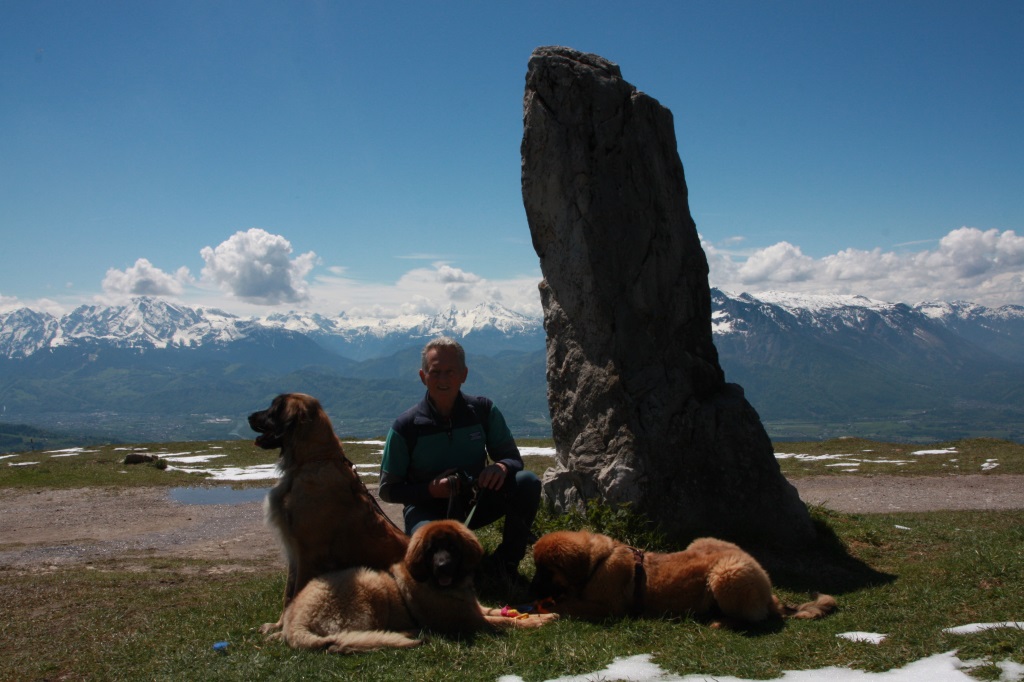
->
[436,264,482,301]
[936,227,1024,276]
[19,226,1021,318]
[738,242,816,283]
[5,296,67,316]
[0,293,19,311]
[101,258,190,297]
[303,261,543,319]
[705,227,1024,306]
[199,228,319,305]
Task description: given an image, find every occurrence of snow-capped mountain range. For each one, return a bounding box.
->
[710,290,1024,367]
[1,290,1022,444]
[3,291,1022,361]
[0,298,545,360]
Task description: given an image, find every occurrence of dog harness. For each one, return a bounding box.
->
[629,547,647,617]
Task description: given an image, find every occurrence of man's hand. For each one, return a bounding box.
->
[477,463,508,491]
[428,468,459,498]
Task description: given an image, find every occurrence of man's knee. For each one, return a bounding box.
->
[403,502,446,536]
[513,469,541,498]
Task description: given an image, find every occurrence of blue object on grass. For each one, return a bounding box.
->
[213,641,229,653]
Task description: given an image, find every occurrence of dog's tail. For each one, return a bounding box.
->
[286,626,423,654]
[773,592,837,620]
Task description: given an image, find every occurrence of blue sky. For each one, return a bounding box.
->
[2,0,1022,318]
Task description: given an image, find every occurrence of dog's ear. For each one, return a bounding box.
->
[582,533,619,578]
[542,532,595,587]
[281,395,306,425]
[405,525,435,582]
[284,394,330,440]
[267,394,291,427]
[274,394,318,433]
[452,523,483,570]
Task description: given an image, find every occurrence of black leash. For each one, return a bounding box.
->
[445,472,481,526]
[341,456,405,536]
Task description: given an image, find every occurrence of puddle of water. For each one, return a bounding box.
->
[169,486,270,505]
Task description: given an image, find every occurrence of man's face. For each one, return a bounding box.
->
[420,347,468,407]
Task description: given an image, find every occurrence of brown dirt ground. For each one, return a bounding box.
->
[2,476,1022,573]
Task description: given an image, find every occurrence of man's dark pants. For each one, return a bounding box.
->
[403,470,541,569]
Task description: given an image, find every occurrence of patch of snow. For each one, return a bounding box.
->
[911,448,958,456]
[353,464,379,478]
[520,447,556,457]
[996,660,1024,680]
[496,650,1024,682]
[166,463,279,481]
[943,622,1024,635]
[838,632,887,644]
[9,461,39,466]
[160,454,227,464]
[981,459,999,471]
[754,290,894,315]
[711,314,740,334]
[776,453,859,461]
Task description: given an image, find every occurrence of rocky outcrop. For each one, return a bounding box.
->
[122,453,159,464]
[521,46,815,546]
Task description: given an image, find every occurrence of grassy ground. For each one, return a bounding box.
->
[3,436,1021,490]
[2,438,1023,681]
[772,437,1024,477]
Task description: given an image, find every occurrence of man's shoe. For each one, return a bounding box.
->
[478,553,530,601]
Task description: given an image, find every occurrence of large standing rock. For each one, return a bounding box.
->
[521,46,815,547]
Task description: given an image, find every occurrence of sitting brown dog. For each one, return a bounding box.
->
[274,520,558,653]
[531,530,835,627]
[249,393,409,634]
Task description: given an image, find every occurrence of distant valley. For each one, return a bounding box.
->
[1,291,1022,450]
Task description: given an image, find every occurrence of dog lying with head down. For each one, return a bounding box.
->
[249,393,409,634]
[531,530,835,628]
[272,520,558,653]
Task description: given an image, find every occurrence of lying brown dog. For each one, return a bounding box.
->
[273,520,558,653]
[531,530,835,627]
[249,393,409,633]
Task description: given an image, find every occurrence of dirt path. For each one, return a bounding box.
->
[0,485,404,573]
[2,475,1022,572]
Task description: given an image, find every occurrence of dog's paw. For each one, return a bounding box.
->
[259,621,283,635]
[514,612,559,628]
